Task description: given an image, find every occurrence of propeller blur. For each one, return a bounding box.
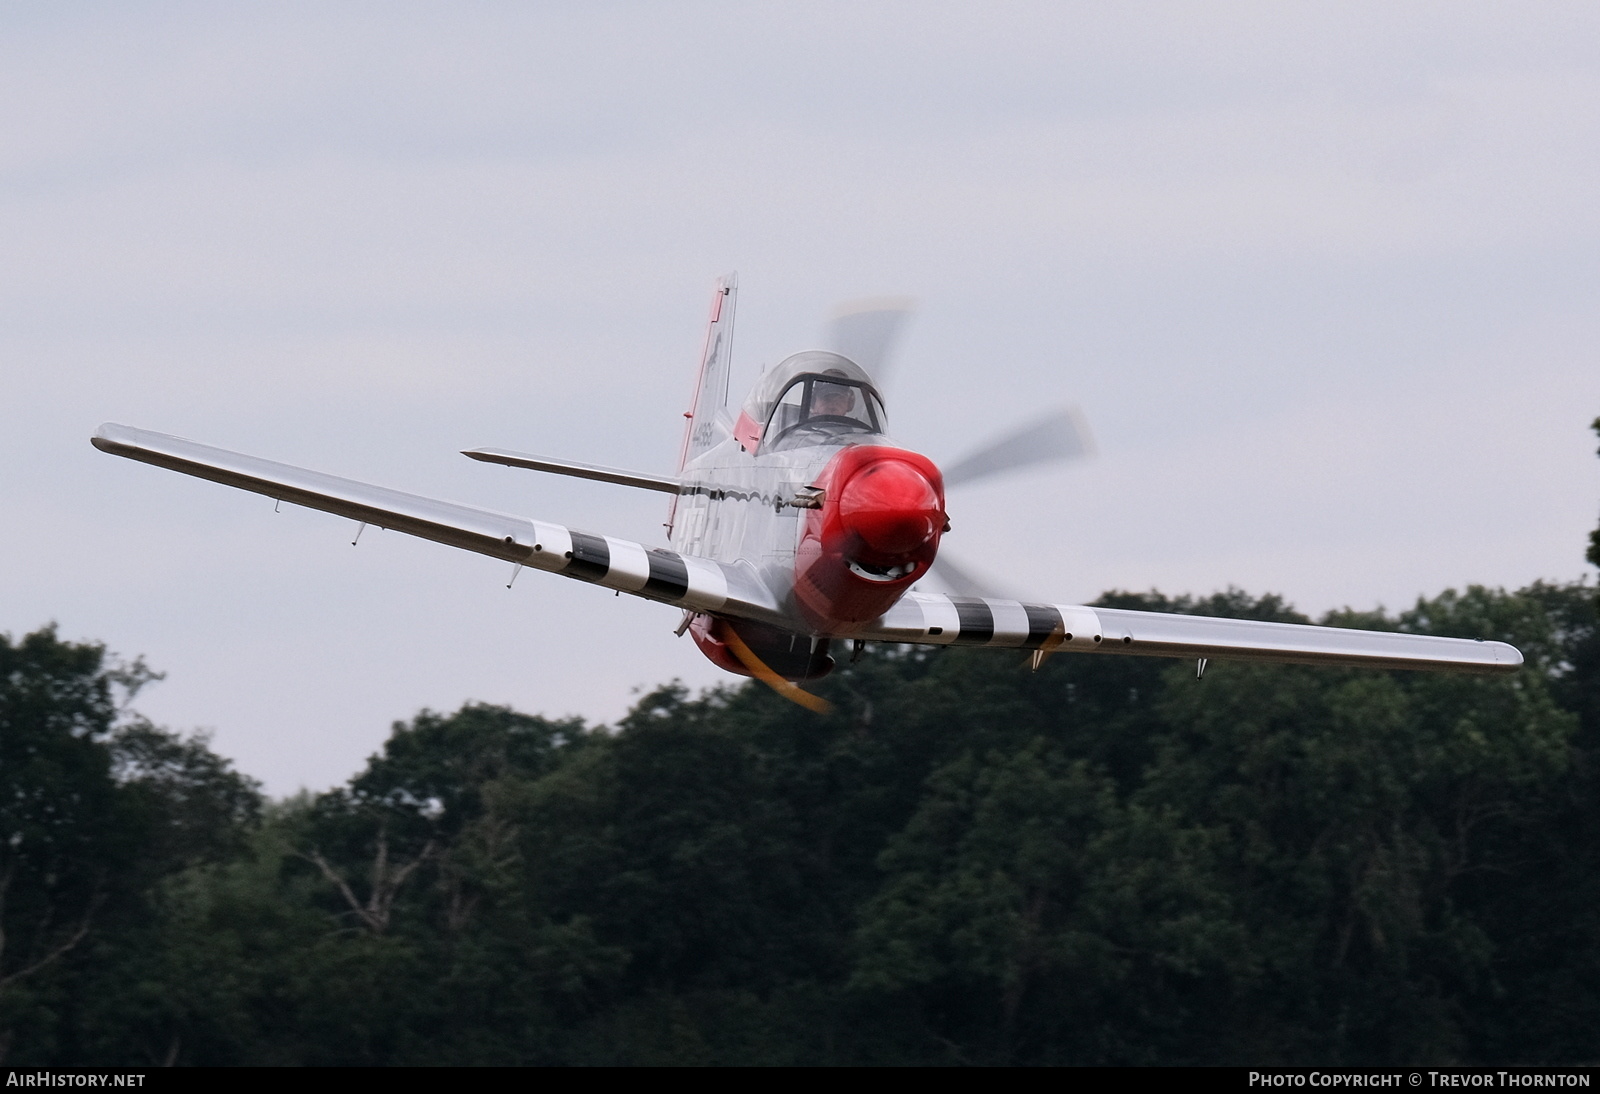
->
[92,274,1522,707]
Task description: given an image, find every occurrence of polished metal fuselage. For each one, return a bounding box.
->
[670,432,903,635]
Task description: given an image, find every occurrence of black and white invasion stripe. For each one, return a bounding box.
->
[858,592,1109,650]
[517,519,772,617]
[852,589,1520,675]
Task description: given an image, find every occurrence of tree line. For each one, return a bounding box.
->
[0,571,1596,1064]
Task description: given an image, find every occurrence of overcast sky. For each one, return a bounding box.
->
[4,2,1598,795]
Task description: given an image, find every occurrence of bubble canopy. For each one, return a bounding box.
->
[735,351,888,453]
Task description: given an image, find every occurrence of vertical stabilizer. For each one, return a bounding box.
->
[668,274,737,536]
[677,273,738,470]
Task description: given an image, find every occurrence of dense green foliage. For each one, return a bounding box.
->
[0,628,259,1063]
[0,577,1597,1065]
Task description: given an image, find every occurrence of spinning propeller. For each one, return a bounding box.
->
[825,299,1096,601]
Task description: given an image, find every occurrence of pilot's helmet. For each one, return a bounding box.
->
[811,369,858,416]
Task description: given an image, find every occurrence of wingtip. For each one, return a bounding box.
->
[90,422,127,452]
[1473,640,1525,674]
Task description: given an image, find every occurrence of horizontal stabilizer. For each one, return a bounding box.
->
[463,448,680,494]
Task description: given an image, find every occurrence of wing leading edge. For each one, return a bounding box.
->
[92,423,779,621]
[858,591,1521,675]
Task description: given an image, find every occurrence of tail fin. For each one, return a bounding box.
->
[676,273,738,471]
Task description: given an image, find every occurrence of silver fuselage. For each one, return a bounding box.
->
[671,432,903,634]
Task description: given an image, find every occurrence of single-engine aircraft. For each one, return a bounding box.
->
[93,275,1521,711]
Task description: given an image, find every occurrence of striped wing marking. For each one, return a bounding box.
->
[857,591,1522,675]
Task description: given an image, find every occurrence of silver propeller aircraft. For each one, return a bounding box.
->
[94,275,1521,711]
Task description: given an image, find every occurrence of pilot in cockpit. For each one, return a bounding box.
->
[809,376,859,420]
[765,368,876,444]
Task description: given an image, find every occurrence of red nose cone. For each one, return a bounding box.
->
[837,460,943,556]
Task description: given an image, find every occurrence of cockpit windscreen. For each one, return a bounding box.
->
[764,373,886,448]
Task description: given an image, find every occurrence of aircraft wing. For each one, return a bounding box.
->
[857,591,1521,675]
[91,423,780,621]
